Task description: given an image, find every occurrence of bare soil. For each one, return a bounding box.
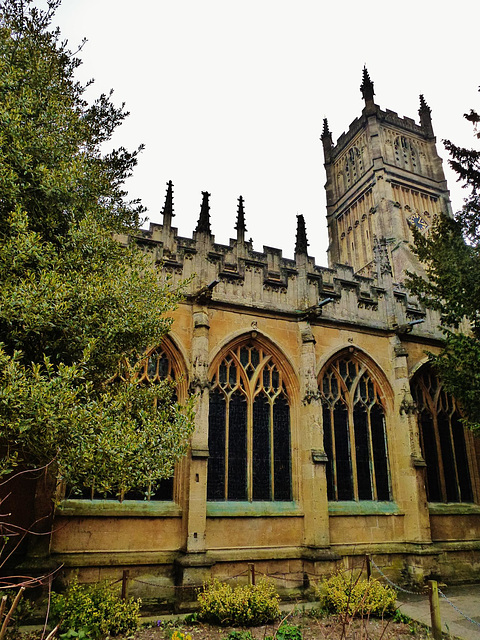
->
[133,612,429,640]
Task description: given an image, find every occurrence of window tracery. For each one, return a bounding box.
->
[207,342,292,502]
[319,354,391,501]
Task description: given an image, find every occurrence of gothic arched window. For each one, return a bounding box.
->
[319,354,391,502]
[411,367,474,503]
[77,342,182,502]
[207,341,292,502]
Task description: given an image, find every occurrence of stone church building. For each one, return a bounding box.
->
[50,70,480,601]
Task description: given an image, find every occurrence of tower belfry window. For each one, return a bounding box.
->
[207,342,292,502]
[319,354,391,502]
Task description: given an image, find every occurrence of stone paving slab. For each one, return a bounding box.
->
[396,584,480,640]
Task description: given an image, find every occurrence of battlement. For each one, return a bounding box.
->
[126,189,443,342]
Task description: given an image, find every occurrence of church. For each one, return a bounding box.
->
[49,70,480,604]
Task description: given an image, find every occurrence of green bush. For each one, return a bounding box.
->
[50,577,140,638]
[197,579,280,626]
[314,572,396,617]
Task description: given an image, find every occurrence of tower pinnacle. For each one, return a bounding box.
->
[360,66,375,108]
[235,195,247,244]
[195,191,211,234]
[419,94,434,137]
[321,118,333,162]
[295,214,309,256]
[161,180,175,230]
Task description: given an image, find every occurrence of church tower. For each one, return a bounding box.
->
[322,68,452,281]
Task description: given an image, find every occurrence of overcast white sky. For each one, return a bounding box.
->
[50,0,479,266]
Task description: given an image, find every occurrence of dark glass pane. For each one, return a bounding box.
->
[151,476,174,500]
[333,402,353,500]
[273,395,291,501]
[348,360,357,384]
[354,403,372,500]
[251,348,259,369]
[158,353,169,378]
[229,361,237,386]
[331,375,338,398]
[272,369,280,392]
[323,403,335,500]
[438,411,459,502]
[322,376,330,397]
[228,392,247,500]
[207,389,226,500]
[451,411,473,502]
[219,363,227,384]
[359,377,367,401]
[240,347,249,367]
[419,410,441,502]
[147,355,157,378]
[253,393,271,500]
[371,404,390,501]
[263,368,270,388]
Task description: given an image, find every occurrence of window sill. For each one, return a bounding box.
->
[328,501,400,516]
[428,502,480,516]
[206,501,302,517]
[57,499,181,517]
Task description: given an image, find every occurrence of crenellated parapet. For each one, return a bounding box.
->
[129,181,444,342]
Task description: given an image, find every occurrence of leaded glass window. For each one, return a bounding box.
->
[411,367,473,503]
[319,354,391,501]
[78,344,178,501]
[207,342,292,502]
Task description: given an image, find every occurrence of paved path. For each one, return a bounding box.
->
[397,583,480,640]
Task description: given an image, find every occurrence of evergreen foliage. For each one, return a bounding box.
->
[407,90,480,431]
[0,0,195,496]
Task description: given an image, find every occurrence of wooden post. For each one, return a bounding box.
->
[428,580,442,640]
[366,554,371,580]
[121,570,129,600]
[248,563,256,586]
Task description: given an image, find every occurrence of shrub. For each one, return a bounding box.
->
[314,572,396,617]
[197,579,280,626]
[50,577,140,638]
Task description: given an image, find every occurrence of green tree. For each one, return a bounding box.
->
[0,0,195,498]
[407,92,480,432]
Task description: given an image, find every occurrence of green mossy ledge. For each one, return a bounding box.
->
[58,499,182,517]
[328,501,401,516]
[206,501,302,517]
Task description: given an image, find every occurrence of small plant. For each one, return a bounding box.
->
[183,612,198,625]
[170,631,192,640]
[0,588,35,640]
[50,576,140,639]
[275,623,302,640]
[197,579,280,626]
[225,631,254,640]
[314,572,396,617]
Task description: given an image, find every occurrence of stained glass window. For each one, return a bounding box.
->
[411,367,473,503]
[319,354,391,502]
[207,342,292,502]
